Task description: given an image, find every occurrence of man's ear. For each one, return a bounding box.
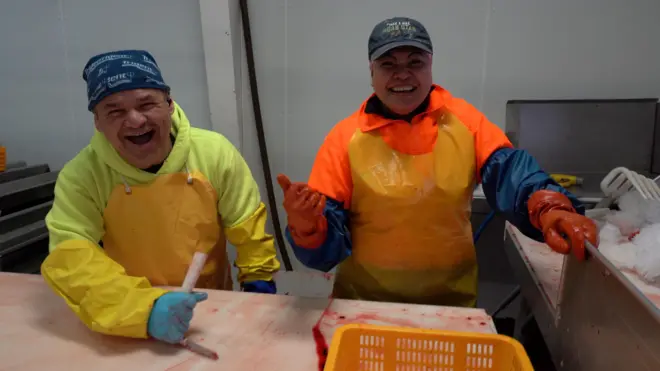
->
[93,112,101,131]
[166,95,174,114]
[369,62,375,87]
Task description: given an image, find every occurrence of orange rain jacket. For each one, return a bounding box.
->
[286,85,583,306]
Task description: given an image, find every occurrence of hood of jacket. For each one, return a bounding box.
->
[90,101,192,183]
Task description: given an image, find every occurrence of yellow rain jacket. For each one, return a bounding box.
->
[41,102,280,338]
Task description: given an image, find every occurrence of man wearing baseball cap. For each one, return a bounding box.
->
[41,50,280,344]
[277,17,597,307]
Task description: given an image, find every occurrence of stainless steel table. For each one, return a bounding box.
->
[503,222,660,370]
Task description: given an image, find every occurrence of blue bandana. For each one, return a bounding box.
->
[82,50,170,111]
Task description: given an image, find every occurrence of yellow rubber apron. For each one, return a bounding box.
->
[102,171,232,290]
[333,111,478,307]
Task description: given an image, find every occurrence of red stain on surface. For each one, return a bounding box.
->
[312,324,328,371]
[164,357,198,371]
[260,320,275,335]
[628,230,641,241]
[480,322,487,326]
[322,273,334,281]
[644,292,660,306]
[312,298,335,371]
[226,294,269,319]
[324,311,420,328]
[208,308,219,313]
[435,311,490,324]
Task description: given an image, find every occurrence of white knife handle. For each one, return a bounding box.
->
[181,252,207,293]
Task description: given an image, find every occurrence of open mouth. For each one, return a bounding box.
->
[125,130,155,145]
[389,86,417,94]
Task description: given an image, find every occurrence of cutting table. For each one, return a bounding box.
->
[0,272,496,371]
[504,222,660,371]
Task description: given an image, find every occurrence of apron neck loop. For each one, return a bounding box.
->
[121,176,132,195]
[185,164,193,184]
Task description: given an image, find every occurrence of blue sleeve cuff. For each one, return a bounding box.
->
[481,147,584,241]
[286,198,352,272]
[242,280,276,294]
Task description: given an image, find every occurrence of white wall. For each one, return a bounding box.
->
[223,0,304,270]
[482,0,660,132]
[0,0,212,171]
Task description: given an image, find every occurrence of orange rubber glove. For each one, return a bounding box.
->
[528,190,598,261]
[277,174,327,249]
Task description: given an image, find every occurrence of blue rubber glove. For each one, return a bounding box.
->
[147,292,208,344]
[242,280,277,294]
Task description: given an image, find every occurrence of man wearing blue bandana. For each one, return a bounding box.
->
[41,50,281,344]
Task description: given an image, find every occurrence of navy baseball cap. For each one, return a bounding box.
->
[368,17,433,61]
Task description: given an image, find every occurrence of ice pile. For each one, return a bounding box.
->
[598,191,660,285]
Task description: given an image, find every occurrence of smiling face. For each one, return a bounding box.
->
[371,47,433,115]
[93,88,174,169]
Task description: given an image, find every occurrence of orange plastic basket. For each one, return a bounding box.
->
[325,324,534,371]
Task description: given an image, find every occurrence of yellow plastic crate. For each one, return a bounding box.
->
[325,324,534,371]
